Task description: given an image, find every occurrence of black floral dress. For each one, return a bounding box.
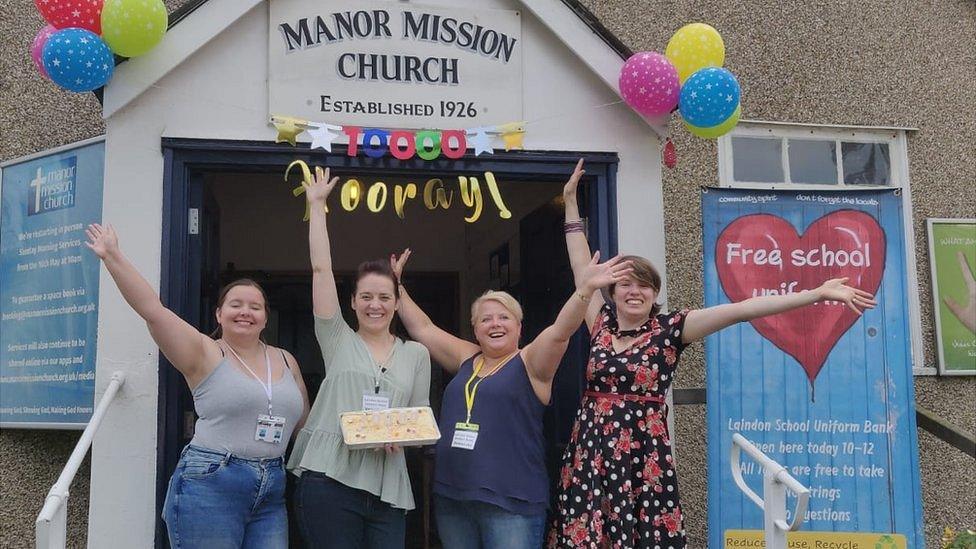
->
[549,305,689,549]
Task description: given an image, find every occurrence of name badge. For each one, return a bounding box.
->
[362,392,391,411]
[255,414,285,444]
[451,422,479,450]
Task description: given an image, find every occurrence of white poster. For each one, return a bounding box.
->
[269,0,523,128]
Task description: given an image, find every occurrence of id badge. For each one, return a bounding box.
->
[255,414,286,444]
[451,422,479,450]
[362,391,391,411]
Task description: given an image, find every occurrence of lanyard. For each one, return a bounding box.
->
[462,351,518,425]
[225,342,274,415]
[370,341,397,394]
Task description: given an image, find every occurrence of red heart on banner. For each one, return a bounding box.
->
[715,210,886,387]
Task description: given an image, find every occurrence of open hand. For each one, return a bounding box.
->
[304,166,339,205]
[817,277,878,316]
[84,223,119,260]
[390,248,412,281]
[578,251,633,294]
[944,251,976,334]
[563,158,585,202]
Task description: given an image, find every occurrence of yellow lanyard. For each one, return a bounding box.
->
[462,351,519,425]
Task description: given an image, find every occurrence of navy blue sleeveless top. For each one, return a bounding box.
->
[433,352,548,515]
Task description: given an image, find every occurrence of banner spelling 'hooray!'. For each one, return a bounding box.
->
[702,187,923,548]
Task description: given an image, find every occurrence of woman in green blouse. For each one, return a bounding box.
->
[288,167,432,548]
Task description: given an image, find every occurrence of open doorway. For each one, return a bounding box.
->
[156,140,618,548]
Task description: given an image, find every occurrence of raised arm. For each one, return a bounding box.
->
[306,167,341,319]
[944,251,976,334]
[391,249,479,374]
[86,224,216,384]
[563,159,605,327]
[523,252,632,386]
[681,277,878,344]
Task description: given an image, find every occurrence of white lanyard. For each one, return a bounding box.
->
[225,342,274,415]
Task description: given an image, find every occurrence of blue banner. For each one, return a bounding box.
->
[702,188,923,546]
[1,139,104,427]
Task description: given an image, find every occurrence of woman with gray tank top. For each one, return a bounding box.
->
[85,223,310,549]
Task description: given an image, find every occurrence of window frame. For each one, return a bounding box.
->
[717,121,932,375]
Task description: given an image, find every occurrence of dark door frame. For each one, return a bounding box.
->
[156,138,618,547]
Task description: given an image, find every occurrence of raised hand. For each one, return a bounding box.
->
[563,158,585,202]
[85,223,119,260]
[390,248,412,281]
[304,166,339,205]
[816,277,878,316]
[578,251,633,293]
[944,251,976,334]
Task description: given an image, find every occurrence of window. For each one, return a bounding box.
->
[720,123,899,188]
[717,121,930,375]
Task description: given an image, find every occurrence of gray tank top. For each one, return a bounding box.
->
[189,347,304,459]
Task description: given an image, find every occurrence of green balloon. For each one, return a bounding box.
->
[101,0,168,58]
[685,104,741,139]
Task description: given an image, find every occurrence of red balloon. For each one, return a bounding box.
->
[35,0,104,34]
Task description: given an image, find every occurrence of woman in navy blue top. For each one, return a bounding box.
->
[391,249,632,549]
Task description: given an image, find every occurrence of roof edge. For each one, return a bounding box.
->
[558,0,633,60]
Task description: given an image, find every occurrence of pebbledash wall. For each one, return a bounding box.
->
[0,1,972,548]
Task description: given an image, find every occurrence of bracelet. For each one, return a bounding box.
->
[576,291,591,303]
[564,219,585,234]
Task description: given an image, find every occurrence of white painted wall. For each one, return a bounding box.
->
[90,1,664,546]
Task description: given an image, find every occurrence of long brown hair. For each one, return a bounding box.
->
[609,255,663,317]
[210,278,270,339]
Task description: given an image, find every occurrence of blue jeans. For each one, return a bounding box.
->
[162,445,287,549]
[294,471,406,548]
[434,494,546,549]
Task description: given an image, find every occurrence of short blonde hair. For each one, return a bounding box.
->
[470,290,523,325]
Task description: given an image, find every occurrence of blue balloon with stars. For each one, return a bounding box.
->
[42,28,115,93]
[679,67,740,128]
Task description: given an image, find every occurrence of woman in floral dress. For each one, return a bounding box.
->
[550,160,878,548]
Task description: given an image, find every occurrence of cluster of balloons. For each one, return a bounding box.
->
[30,0,168,93]
[619,23,741,139]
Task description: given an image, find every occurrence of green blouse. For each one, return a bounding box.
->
[287,314,431,510]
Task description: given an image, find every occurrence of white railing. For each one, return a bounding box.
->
[35,371,126,549]
[731,432,811,549]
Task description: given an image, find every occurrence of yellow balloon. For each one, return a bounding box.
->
[666,23,725,83]
[685,105,740,139]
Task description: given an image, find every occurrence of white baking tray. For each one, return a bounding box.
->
[340,406,441,450]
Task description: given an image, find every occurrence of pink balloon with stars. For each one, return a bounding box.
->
[34,0,105,34]
[618,52,680,117]
[31,25,58,79]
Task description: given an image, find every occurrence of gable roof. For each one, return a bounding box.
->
[103,0,636,122]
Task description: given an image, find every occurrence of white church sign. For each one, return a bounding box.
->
[269,0,523,128]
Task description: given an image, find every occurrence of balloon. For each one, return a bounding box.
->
[685,105,741,138]
[42,28,115,93]
[31,25,58,80]
[679,67,740,128]
[101,0,168,57]
[665,23,725,83]
[34,0,104,34]
[618,52,680,117]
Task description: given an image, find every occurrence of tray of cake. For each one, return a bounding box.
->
[340,406,441,450]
